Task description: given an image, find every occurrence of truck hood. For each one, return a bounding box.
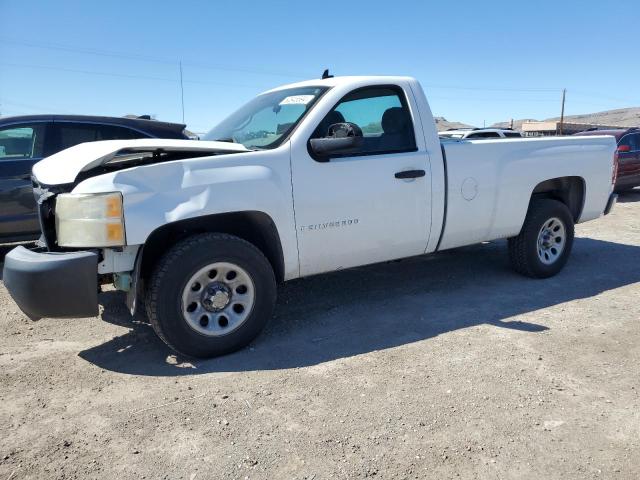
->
[32,138,250,185]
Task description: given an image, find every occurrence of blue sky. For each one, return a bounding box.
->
[1,0,638,133]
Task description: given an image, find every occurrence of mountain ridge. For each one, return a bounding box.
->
[491,107,640,130]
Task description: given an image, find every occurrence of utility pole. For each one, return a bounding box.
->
[559,88,566,136]
[179,61,185,124]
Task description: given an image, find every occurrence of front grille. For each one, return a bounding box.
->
[38,197,57,249]
[32,177,58,250]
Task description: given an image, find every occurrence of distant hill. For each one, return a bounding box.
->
[492,107,640,130]
[434,116,473,132]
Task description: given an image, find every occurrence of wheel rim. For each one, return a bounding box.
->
[181,262,255,337]
[536,217,566,265]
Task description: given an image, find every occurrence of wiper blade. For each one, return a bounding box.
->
[213,137,236,143]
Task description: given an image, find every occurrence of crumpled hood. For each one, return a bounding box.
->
[32,138,250,185]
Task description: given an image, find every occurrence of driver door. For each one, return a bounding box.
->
[290,85,432,276]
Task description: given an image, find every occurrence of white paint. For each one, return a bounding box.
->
[97,246,140,274]
[438,137,615,250]
[461,178,478,201]
[31,76,617,286]
[32,138,249,185]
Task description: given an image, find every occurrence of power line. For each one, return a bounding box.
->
[428,95,560,103]
[0,37,311,79]
[0,99,74,113]
[0,62,271,89]
[424,84,561,93]
[570,90,640,105]
[7,36,636,102]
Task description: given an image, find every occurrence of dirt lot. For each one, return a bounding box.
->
[1,191,639,480]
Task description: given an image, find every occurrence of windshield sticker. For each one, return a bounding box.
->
[279,95,314,106]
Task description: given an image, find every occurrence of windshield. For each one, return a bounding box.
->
[203,86,328,149]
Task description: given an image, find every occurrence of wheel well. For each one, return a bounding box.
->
[530,176,585,222]
[139,211,285,284]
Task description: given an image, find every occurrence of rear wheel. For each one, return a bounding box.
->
[508,199,574,278]
[146,233,277,358]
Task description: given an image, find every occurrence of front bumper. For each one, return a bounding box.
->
[604,193,618,216]
[3,246,99,320]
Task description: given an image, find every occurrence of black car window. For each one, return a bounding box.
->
[57,123,100,150]
[97,124,149,140]
[0,124,46,160]
[467,131,501,139]
[55,122,150,152]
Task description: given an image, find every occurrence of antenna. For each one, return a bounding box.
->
[179,60,185,124]
[322,69,334,79]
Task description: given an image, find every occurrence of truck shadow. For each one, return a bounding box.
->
[618,188,640,203]
[79,236,640,376]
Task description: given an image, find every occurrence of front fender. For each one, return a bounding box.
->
[72,148,300,279]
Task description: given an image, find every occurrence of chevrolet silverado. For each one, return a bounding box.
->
[3,75,618,357]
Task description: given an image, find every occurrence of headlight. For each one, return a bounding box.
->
[55,192,126,247]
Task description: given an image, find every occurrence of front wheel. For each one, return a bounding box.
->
[508,199,575,278]
[146,233,277,358]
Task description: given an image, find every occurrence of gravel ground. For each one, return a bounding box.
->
[1,191,639,480]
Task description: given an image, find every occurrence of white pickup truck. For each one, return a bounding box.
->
[3,75,618,358]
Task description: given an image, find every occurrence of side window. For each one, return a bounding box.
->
[504,131,522,138]
[96,125,149,140]
[0,124,46,160]
[313,86,416,155]
[56,123,99,151]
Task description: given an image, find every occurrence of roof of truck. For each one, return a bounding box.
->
[264,75,416,93]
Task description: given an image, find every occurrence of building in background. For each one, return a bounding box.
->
[521,121,626,137]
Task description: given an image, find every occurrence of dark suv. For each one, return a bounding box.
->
[574,127,640,192]
[0,115,188,243]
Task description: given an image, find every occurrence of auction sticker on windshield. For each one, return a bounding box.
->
[279,95,315,105]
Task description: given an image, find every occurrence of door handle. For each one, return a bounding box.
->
[394,169,425,179]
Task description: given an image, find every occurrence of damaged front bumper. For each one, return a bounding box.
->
[3,246,99,320]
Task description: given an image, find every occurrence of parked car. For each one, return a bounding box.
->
[573,128,640,192]
[0,115,188,242]
[3,75,617,358]
[439,128,522,139]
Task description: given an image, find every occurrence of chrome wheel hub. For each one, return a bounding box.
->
[181,262,255,337]
[201,283,231,312]
[537,217,566,265]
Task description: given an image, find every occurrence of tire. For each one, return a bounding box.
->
[146,233,277,358]
[508,199,574,279]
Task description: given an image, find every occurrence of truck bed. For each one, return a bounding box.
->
[437,135,616,251]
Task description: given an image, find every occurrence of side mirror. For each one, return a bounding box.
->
[309,122,363,159]
[617,144,631,153]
